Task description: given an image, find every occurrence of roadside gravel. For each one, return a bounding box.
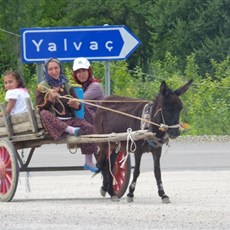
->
[0,137,229,230]
[173,135,230,143]
[1,171,230,230]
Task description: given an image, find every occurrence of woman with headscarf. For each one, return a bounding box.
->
[72,57,104,124]
[35,57,98,172]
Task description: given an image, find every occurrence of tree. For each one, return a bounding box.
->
[148,0,230,76]
[1,0,230,79]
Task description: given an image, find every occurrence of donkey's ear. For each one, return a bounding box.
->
[160,81,171,96]
[174,79,193,96]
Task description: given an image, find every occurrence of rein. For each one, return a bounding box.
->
[68,96,182,131]
[66,97,181,130]
[37,85,182,131]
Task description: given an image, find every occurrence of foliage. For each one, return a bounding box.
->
[0,0,229,78]
[137,52,230,135]
[148,0,230,75]
[1,53,230,135]
[0,0,230,135]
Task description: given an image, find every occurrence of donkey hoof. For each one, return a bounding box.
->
[162,195,171,204]
[127,196,134,203]
[100,187,106,197]
[111,195,120,202]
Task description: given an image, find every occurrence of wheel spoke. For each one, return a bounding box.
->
[115,172,124,188]
[5,168,13,172]
[0,147,5,160]
[112,150,131,197]
[0,178,7,194]
[115,166,125,179]
[0,147,12,194]
[0,147,10,164]
[0,182,3,193]
[6,171,13,188]
[5,173,12,186]
[2,180,7,194]
[5,156,11,168]
[0,140,19,201]
[114,161,126,191]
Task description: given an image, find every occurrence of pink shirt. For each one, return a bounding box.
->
[84,82,104,112]
[5,88,31,115]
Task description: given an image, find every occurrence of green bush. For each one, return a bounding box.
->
[1,53,229,135]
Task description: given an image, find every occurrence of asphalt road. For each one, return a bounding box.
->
[19,140,230,174]
[1,140,229,230]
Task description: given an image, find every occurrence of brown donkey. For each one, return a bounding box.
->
[95,80,193,203]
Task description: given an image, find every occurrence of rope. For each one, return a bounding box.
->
[120,128,136,169]
[79,99,150,103]
[107,138,117,186]
[37,85,182,130]
[115,142,121,153]
[36,85,67,115]
[68,147,78,154]
[36,85,52,108]
[107,129,136,183]
[63,97,182,130]
[62,95,165,128]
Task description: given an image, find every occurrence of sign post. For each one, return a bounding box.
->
[104,61,111,96]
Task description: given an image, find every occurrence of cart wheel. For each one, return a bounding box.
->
[0,139,19,202]
[112,150,131,198]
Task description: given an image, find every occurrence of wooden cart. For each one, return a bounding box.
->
[0,99,154,202]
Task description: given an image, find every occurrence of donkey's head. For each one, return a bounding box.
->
[152,80,192,139]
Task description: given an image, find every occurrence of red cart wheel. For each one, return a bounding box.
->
[0,139,19,202]
[112,150,131,198]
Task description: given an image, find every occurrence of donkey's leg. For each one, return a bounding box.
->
[152,148,170,203]
[127,149,143,203]
[106,149,120,201]
[98,148,119,201]
[96,144,109,197]
[100,163,110,197]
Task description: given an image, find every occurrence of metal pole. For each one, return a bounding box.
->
[37,64,43,83]
[104,61,111,96]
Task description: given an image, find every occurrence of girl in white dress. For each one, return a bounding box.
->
[1,71,31,116]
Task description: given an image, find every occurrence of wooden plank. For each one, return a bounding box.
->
[10,131,46,142]
[0,112,28,126]
[0,111,42,127]
[13,133,65,150]
[12,130,155,150]
[0,121,44,137]
[0,102,44,137]
[67,130,156,146]
[0,104,14,137]
[0,126,7,136]
[0,121,31,136]
[25,98,38,133]
[0,118,43,136]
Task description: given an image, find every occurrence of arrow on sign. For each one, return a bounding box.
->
[20,26,141,63]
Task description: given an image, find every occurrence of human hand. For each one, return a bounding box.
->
[67,98,80,109]
[48,89,59,101]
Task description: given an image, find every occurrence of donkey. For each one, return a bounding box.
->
[94,80,193,203]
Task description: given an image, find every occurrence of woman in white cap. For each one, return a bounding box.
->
[73,57,104,171]
[72,57,104,124]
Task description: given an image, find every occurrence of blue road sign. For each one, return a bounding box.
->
[20,26,141,63]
